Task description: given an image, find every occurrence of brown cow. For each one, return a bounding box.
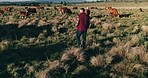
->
[0,10,4,14]
[20,11,30,18]
[73,7,78,9]
[59,7,72,14]
[4,7,13,12]
[36,6,44,10]
[105,6,119,17]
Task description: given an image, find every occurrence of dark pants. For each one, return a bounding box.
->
[76,30,86,47]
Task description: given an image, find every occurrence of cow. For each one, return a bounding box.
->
[54,6,58,11]
[20,11,30,18]
[0,10,4,14]
[25,7,28,9]
[105,6,112,10]
[73,7,78,9]
[47,8,50,10]
[27,8,37,14]
[139,8,143,12]
[90,7,98,9]
[36,6,44,10]
[59,7,72,14]
[4,7,13,12]
[105,6,119,17]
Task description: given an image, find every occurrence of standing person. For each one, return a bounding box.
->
[85,7,90,31]
[76,8,88,48]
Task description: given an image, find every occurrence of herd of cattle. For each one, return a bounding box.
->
[0,5,144,18]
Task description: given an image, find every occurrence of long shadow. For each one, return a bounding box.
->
[119,13,133,18]
[0,24,53,40]
[0,41,67,78]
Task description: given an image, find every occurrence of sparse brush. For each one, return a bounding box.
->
[102,22,113,31]
[90,17,102,26]
[112,63,135,76]
[125,47,148,63]
[73,65,88,74]
[132,26,139,33]
[90,54,112,67]
[18,18,31,28]
[0,40,12,51]
[61,47,85,63]
[107,46,126,57]
[115,22,121,29]
[141,25,148,33]
[124,35,140,47]
[113,37,121,44]
[38,18,49,27]
[27,18,39,26]
[36,69,50,78]
[112,62,147,77]
[90,55,103,67]
[48,60,60,70]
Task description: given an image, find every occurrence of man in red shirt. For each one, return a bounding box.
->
[76,8,89,48]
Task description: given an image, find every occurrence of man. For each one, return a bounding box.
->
[76,8,89,48]
[85,7,90,30]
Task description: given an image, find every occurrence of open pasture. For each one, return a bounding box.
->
[0,2,148,78]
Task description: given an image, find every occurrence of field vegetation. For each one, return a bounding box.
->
[0,2,148,78]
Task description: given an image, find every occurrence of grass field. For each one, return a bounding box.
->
[0,2,148,78]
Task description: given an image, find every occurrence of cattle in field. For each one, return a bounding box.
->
[20,11,30,18]
[105,6,112,10]
[0,10,4,14]
[59,7,72,14]
[25,7,28,9]
[36,6,44,10]
[4,7,13,12]
[139,8,143,12]
[47,8,50,10]
[54,6,58,11]
[73,7,78,9]
[27,8,37,14]
[105,6,119,17]
[90,7,98,9]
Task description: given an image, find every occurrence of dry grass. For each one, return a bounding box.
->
[1,2,148,78]
[141,25,148,33]
[61,47,85,63]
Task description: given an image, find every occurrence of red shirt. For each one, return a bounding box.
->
[77,12,88,31]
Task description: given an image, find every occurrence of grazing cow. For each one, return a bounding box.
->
[20,11,30,18]
[4,7,13,12]
[36,6,41,9]
[90,7,98,9]
[0,10,4,14]
[54,6,58,11]
[47,8,50,10]
[27,8,37,14]
[25,7,28,9]
[59,7,72,14]
[105,6,112,10]
[105,6,119,17]
[139,8,143,12]
[36,6,44,10]
[73,7,78,9]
